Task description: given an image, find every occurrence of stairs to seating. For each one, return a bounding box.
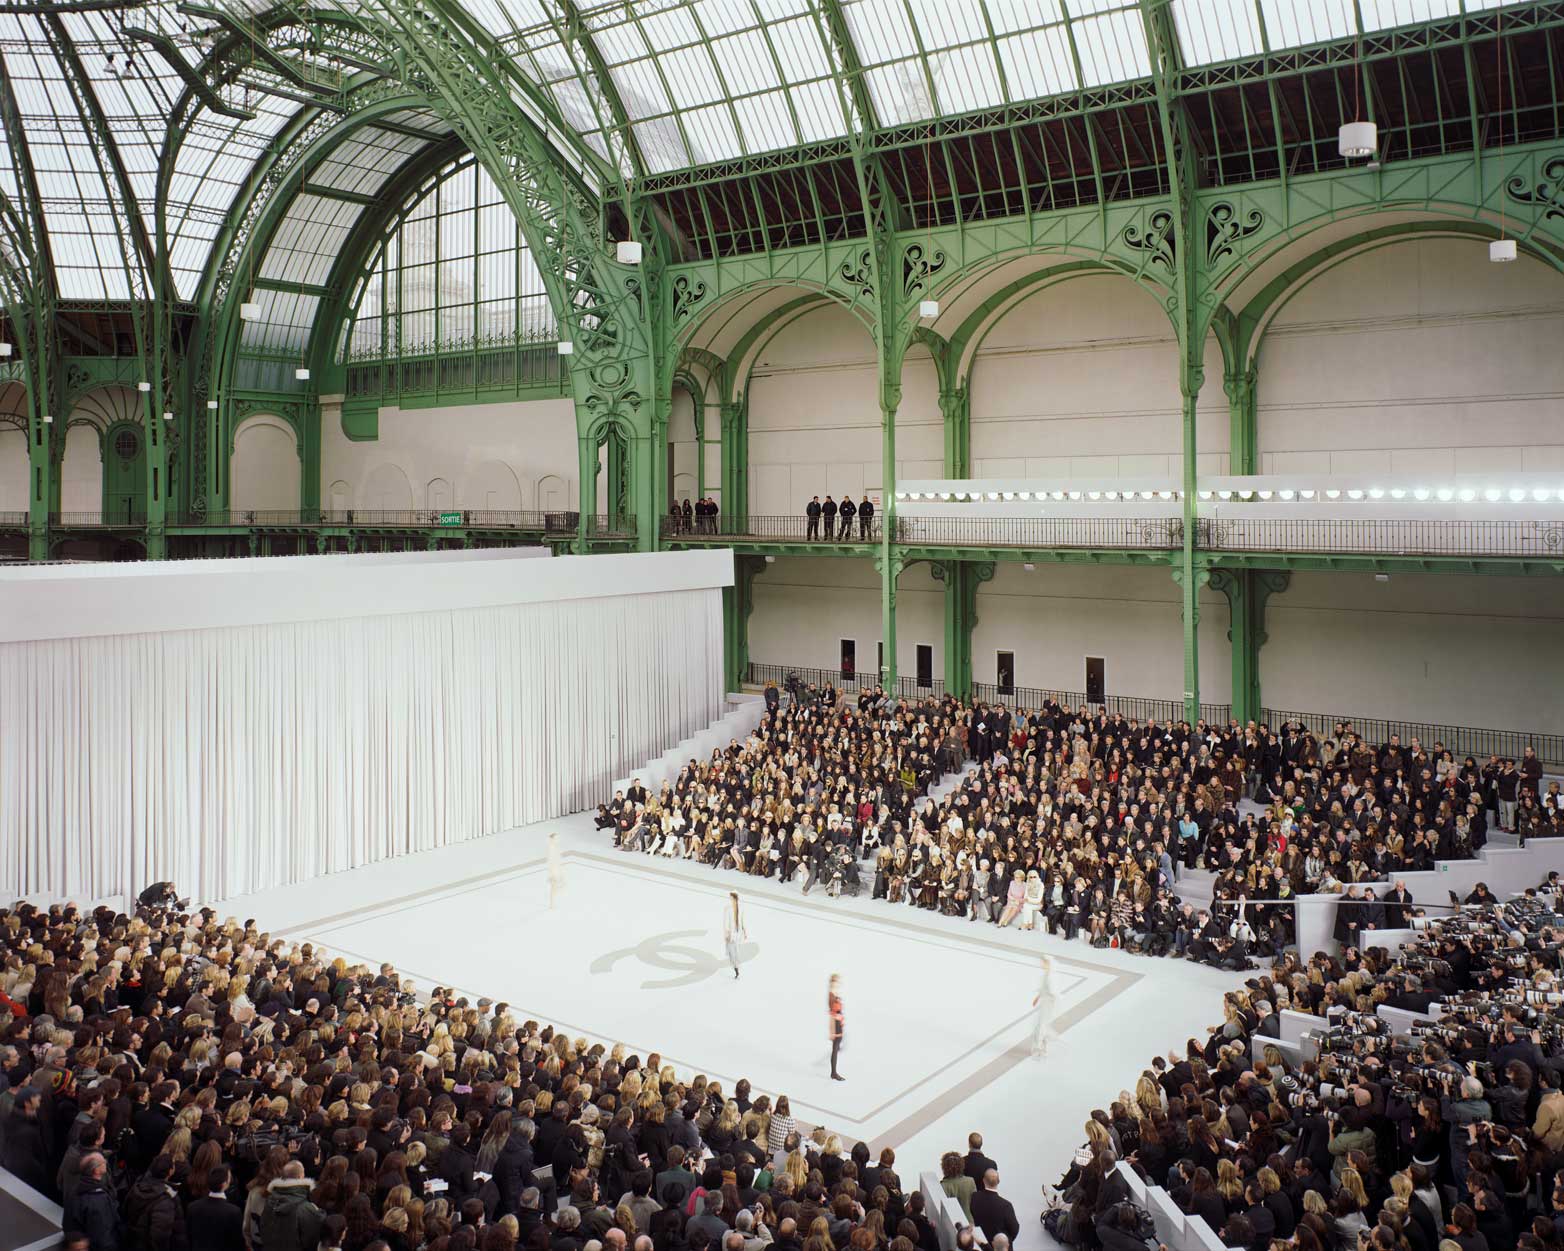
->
[609,692,766,796]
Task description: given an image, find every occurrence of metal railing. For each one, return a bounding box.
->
[746,662,946,701]
[1199,517,1564,557]
[972,682,1233,727]
[669,513,1564,558]
[43,510,636,537]
[1261,706,1564,769]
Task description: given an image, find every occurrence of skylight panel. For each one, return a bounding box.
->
[842,0,920,64]
[732,91,797,151]
[1259,0,1356,48]
[713,29,782,93]
[1171,0,1264,64]
[997,27,1078,97]
[788,80,847,143]
[1072,8,1150,86]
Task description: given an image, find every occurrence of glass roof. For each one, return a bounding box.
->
[0,0,1540,305]
[0,6,311,303]
[1171,0,1523,66]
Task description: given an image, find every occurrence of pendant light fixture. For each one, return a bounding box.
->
[1338,26,1376,159]
[615,240,642,265]
[1491,5,1516,262]
[917,140,939,319]
[0,341,11,357]
[556,186,574,357]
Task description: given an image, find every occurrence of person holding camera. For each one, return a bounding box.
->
[1441,1073,1493,1186]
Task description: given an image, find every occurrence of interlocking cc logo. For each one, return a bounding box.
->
[590,929,759,989]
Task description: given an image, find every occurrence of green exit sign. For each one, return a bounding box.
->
[437,511,462,526]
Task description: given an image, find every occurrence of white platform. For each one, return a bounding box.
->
[218,812,1248,1250]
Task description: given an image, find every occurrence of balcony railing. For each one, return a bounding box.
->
[1200,517,1564,557]
[1262,706,1564,769]
[42,510,636,537]
[746,662,945,702]
[972,682,1233,728]
[668,514,1564,558]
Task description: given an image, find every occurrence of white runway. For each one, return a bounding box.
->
[220,814,1248,1250]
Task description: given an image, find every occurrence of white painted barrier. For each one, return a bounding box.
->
[919,1171,970,1251]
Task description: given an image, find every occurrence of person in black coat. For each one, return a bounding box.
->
[129,1083,177,1172]
[1383,880,1415,928]
[969,1170,1020,1245]
[439,1124,480,1205]
[821,497,836,540]
[837,496,855,540]
[805,497,822,541]
[492,1125,534,1217]
[2,1089,52,1196]
[69,1155,122,1251]
[857,495,874,539]
[187,1165,245,1251]
[962,1134,997,1183]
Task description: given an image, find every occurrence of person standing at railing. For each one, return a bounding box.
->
[806,495,822,540]
[857,494,873,539]
[837,495,855,540]
[821,495,836,540]
[669,501,684,535]
[682,498,694,533]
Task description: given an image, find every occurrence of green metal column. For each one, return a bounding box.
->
[937,559,995,697]
[719,398,748,524]
[1223,363,1258,476]
[576,432,597,550]
[1178,374,1204,722]
[939,384,970,478]
[1209,568,1290,724]
[722,554,766,692]
[879,388,901,686]
[632,424,659,552]
[27,413,51,561]
[606,428,629,522]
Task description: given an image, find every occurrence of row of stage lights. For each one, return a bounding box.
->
[897,486,1564,503]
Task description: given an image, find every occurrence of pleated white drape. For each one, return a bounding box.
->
[0,588,723,903]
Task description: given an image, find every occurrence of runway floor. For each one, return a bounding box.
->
[219,813,1248,1250]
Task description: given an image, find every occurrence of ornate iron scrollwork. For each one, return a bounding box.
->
[671,275,708,322]
[1206,201,1264,265]
[1122,209,1176,273]
[902,241,946,297]
[838,247,875,300]
[1506,155,1564,225]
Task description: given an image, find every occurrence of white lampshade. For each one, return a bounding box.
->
[1490,238,1517,263]
[239,301,261,320]
[207,400,219,411]
[138,381,152,392]
[557,340,574,356]
[615,240,643,265]
[1338,120,1377,158]
[0,341,12,357]
[294,367,310,381]
[162,410,173,421]
[42,412,52,423]
[918,299,939,319]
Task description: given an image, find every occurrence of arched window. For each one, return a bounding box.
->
[340,157,556,364]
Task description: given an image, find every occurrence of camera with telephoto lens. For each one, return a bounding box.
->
[233,1124,313,1161]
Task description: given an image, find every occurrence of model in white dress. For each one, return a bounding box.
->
[548,832,565,910]
[1030,954,1057,1059]
[724,892,747,979]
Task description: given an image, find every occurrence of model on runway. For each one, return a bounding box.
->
[1030,954,1057,1059]
[548,832,565,910]
[724,891,747,978]
[828,973,845,1080]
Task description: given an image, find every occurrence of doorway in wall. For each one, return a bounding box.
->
[102,423,145,523]
[840,639,856,679]
[997,650,1015,695]
[916,644,933,689]
[1086,656,1105,703]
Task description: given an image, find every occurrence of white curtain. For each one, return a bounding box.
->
[0,588,723,903]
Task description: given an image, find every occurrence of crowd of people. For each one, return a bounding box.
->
[1051,887,1564,1251]
[0,892,1031,1251]
[597,684,1560,966]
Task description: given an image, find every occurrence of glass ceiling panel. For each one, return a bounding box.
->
[1172,0,1527,66]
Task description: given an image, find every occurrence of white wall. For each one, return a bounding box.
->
[747,304,942,517]
[0,426,25,511]
[746,557,1232,704]
[320,396,579,514]
[971,564,1231,703]
[230,415,302,512]
[1258,238,1564,475]
[669,386,720,506]
[748,556,944,680]
[1264,572,1564,733]
[61,425,101,512]
[969,273,1228,478]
